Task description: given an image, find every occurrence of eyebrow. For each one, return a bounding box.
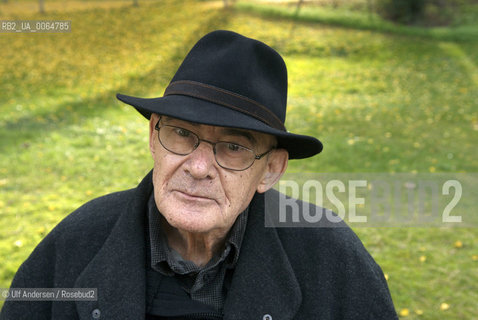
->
[221,128,257,145]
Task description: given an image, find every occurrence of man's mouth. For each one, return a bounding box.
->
[174,190,216,202]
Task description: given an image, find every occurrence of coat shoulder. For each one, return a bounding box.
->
[54,171,153,240]
[265,188,382,275]
[263,189,397,319]
[53,188,137,237]
[3,187,145,297]
[0,180,150,319]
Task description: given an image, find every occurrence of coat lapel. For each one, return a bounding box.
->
[224,192,302,320]
[74,172,153,320]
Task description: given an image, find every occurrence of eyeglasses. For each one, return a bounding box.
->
[154,119,273,171]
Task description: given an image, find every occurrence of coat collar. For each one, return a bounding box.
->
[74,171,152,320]
[224,191,302,320]
[74,171,301,320]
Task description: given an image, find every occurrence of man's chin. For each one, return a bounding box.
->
[171,220,218,235]
[165,210,223,234]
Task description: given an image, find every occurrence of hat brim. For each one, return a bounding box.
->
[116,93,323,159]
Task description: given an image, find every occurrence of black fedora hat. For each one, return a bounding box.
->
[116,30,322,159]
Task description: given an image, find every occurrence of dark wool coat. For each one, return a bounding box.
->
[1,171,398,320]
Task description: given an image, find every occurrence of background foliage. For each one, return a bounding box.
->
[374,0,478,26]
[1,0,477,318]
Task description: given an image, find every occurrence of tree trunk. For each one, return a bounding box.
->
[295,0,304,15]
[367,0,373,21]
[39,0,45,14]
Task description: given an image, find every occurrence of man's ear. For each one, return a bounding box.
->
[257,149,288,194]
[149,114,159,156]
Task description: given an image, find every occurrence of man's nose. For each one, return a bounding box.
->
[183,141,217,179]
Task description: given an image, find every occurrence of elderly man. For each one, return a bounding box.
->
[1,30,397,319]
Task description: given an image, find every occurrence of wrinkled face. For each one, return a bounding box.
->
[149,114,287,235]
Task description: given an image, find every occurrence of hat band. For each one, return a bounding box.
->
[164,80,286,131]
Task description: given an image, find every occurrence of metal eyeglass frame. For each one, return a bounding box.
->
[154,118,274,171]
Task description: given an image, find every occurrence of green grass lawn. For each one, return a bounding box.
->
[1,0,477,318]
